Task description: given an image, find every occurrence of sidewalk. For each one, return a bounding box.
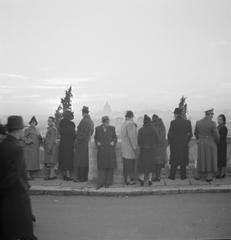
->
[29,175,231,196]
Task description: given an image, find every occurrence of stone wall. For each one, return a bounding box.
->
[88,138,231,183]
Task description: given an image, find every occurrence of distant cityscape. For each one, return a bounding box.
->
[1,101,231,138]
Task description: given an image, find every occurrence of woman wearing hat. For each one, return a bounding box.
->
[23,116,42,180]
[58,111,76,180]
[216,114,228,178]
[94,116,117,189]
[137,115,158,186]
[0,116,38,240]
[151,115,167,181]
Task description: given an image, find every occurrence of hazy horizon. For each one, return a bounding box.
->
[0,0,230,116]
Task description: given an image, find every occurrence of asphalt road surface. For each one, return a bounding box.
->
[32,193,231,240]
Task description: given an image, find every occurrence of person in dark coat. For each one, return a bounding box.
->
[0,124,7,143]
[94,116,117,189]
[216,114,228,178]
[74,106,94,182]
[152,114,167,181]
[168,108,193,180]
[137,115,158,186]
[0,116,38,240]
[58,111,76,180]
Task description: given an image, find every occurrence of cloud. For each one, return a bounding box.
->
[13,94,41,99]
[0,72,28,79]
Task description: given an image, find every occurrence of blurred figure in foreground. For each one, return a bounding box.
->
[44,116,58,180]
[74,106,94,182]
[152,115,167,181]
[194,109,219,182]
[121,110,138,185]
[216,114,228,178]
[23,116,42,180]
[94,116,117,189]
[0,124,7,143]
[58,111,75,181]
[0,116,38,240]
[168,108,192,180]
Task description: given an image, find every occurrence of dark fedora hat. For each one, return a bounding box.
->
[6,115,25,131]
[173,108,182,115]
[29,116,38,125]
[81,106,89,113]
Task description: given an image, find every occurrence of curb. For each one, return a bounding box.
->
[30,185,231,197]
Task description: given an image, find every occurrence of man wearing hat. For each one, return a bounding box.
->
[94,116,117,189]
[74,106,94,182]
[194,109,219,182]
[0,116,38,240]
[168,108,193,180]
[121,110,138,185]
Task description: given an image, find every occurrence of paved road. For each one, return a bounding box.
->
[32,193,231,240]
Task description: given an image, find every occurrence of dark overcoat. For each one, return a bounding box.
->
[168,116,192,166]
[74,114,94,168]
[137,122,158,174]
[58,118,76,171]
[0,135,34,239]
[94,125,117,169]
[217,124,228,168]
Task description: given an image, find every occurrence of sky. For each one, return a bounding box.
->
[0,0,230,116]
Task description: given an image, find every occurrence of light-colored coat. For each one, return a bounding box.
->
[44,126,58,167]
[23,126,41,171]
[194,117,219,173]
[121,120,138,159]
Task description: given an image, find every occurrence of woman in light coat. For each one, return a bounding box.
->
[23,116,42,180]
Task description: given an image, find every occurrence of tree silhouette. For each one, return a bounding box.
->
[54,86,73,130]
[178,96,188,119]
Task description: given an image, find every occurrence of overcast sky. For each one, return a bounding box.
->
[0,0,230,116]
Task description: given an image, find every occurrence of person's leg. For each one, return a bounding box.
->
[73,167,79,182]
[148,172,152,185]
[43,165,50,180]
[169,163,177,180]
[123,158,128,184]
[154,165,161,181]
[206,172,213,182]
[180,164,187,180]
[221,167,226,177]
[49,166,56,179]
[97,169,105,189]
[106,169,114,187]
[138,173,145,186]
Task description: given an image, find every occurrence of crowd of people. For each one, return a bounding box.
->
[0,105,229,239]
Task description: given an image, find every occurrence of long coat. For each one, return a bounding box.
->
[94,125,117,169]
[0,135,34,239]
[58,118,76,171]
[137,122,158,174]
[74,114,94,168]
[217,124,228,168]
[168,116,193,166]
[121,120,138,159]
[152,119,167,166]
[194,117,219,173]
[23,126,41,171]
[44,126,58,167]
